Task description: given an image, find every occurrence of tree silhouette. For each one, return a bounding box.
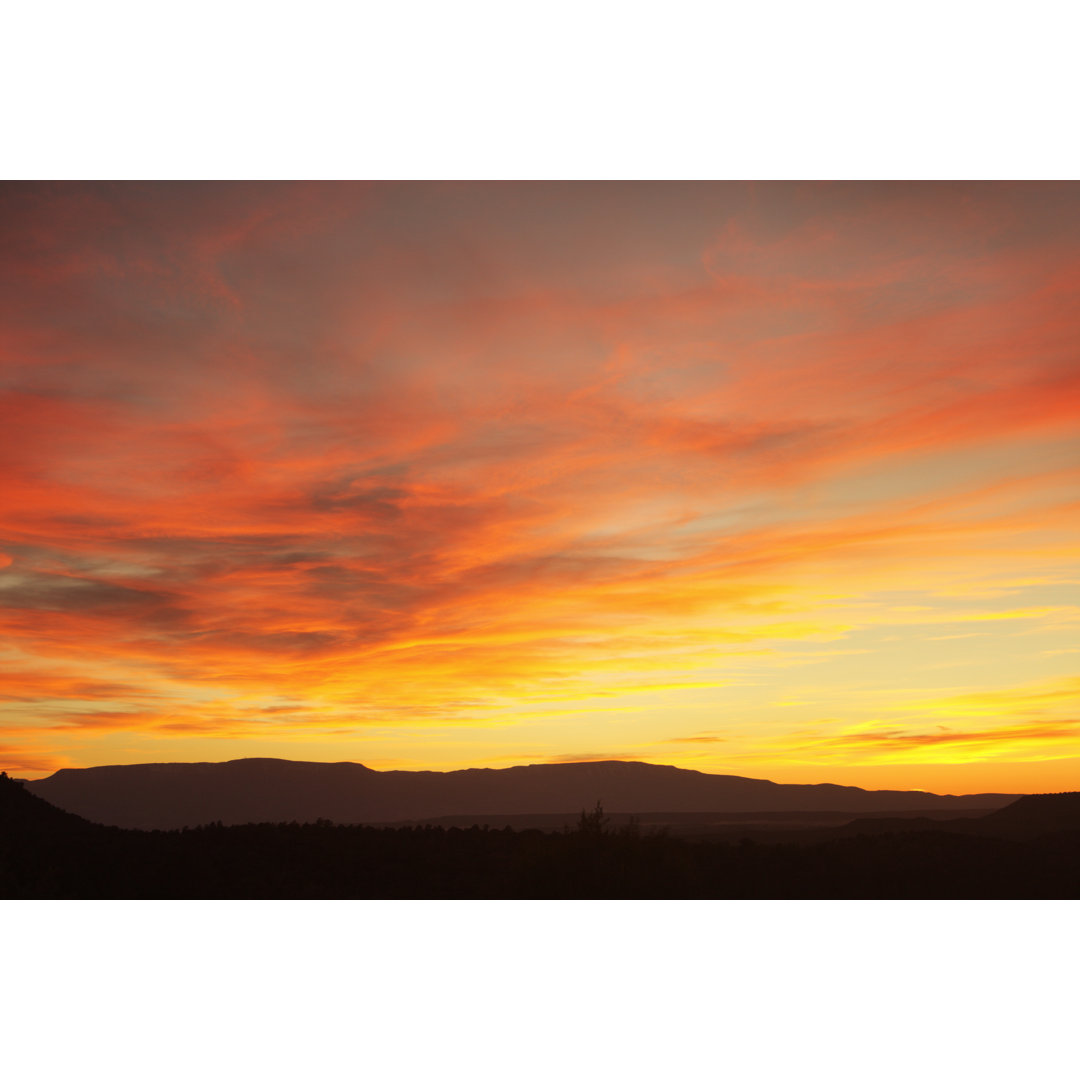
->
[577,800,609,836]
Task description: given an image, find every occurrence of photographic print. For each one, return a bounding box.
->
[2,180,1078,897]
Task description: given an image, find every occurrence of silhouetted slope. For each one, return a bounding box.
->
[27,757,1016,830]
[972,792,1080,836]
[746,791,1080,845]
[0,771,114,898]
[0,771,97,834]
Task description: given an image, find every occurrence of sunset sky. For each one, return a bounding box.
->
[1,181,1077,793]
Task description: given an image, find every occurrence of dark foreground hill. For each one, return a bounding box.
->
[973,791,1080,835]
[3,772,1077,899]
[27,757,1015,830]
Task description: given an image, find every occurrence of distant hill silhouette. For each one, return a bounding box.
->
[27,757,1016,830]
[971,792,1080,836]
[751,791,1080,845]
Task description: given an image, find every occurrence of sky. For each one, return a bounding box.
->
[1,180,1077,793]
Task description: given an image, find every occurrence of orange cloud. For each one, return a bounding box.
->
[808,722,1079,752]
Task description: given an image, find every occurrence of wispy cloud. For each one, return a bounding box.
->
[665,734,728,744]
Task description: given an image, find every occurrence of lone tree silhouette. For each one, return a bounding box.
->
[577,800,609,836]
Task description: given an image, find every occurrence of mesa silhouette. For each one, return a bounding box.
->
[27,757,1014,830]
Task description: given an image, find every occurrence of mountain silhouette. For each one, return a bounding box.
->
[3,768,1077,899]
[26,758,1016,830]
[969,792,1080,837]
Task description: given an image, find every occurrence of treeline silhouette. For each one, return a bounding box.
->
[2,773,1078,898]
